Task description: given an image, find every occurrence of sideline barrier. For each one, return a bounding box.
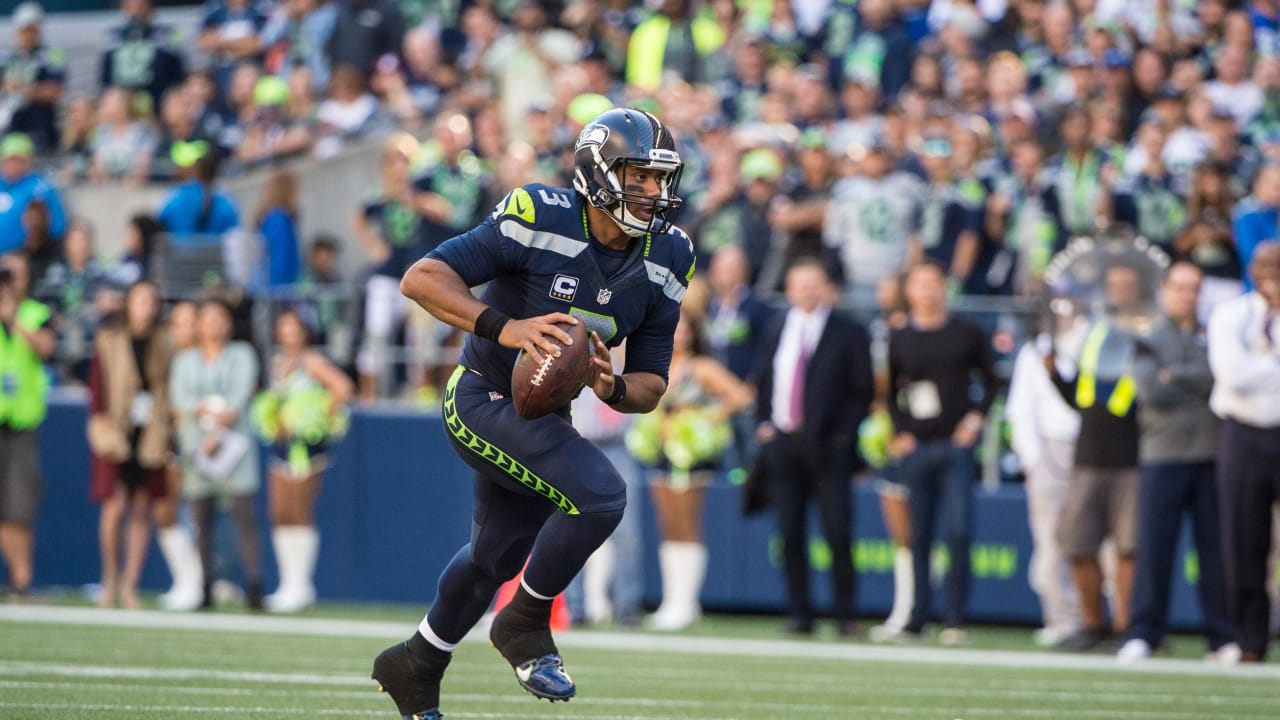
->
[22,397,1213,630]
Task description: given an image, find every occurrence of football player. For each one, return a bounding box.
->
[372,108,694,720]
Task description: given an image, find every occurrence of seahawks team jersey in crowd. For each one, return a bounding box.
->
[427,183,694,393]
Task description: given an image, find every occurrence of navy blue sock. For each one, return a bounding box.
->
[425,544,504,644]
[522,508,624,597]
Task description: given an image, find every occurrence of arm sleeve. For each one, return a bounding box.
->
[838,321,875,444]
[1131,338,1191,408]
[970,323,998,415]
[224,344,259,412]
[623,244,694,383]
[1208,303,1280,392]
[424,215,519,288]
[886,330,909,431]
[168,354,198,415]
[35,181,67,240]
[1006,345,1044,467]
[89,353,107,415]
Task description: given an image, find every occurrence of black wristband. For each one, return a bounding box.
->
[474,307,511,343]
[604,373,627,406]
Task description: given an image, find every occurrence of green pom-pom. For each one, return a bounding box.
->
[858,410,894,470]
[250,391,282,443]
[625,411,664,465]
[279,387,334,445]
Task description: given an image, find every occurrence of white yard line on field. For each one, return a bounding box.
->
[1,604,1278,680]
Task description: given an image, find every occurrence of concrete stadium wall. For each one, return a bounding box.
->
[19,397,1218,630]
[63,137,384,272]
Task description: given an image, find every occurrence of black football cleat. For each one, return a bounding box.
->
[490,599,576,702]
[371,636,451,720]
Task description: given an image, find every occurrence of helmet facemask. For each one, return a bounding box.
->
[573,118,685,237]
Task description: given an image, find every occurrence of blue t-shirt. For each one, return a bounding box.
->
[258,206,300,287]
[158,180,240,237]
[1232,198,1279,291]
[427,183,695,392]
[0,172,68,252]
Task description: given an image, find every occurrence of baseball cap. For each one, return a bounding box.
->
[739,148,783,181]
[253,76,289,106]
[567,93,613,126]
[13,2,43,28]
[0,133,34,159]
[170,140,211,169]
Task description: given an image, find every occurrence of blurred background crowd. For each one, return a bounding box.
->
[2,0,1280,662]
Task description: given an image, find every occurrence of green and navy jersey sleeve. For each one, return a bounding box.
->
[623,225,695,384]
[423,185,541,287]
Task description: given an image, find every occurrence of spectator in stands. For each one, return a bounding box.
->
[1113,119,1184,251]
[1204,44,1263,128]
[353,132,423,399]
[636,312,752,631]
[170,299,262,610]
[693,148,783,285]
[1046,264,1145,651]
[295,234,345,349]
[88,88,158,185]
[1119,262,1238,663]
[261,308,352,612]
[1048,107,1114,238]
[916,129,982,290]
[1232,163,1280,291]
[767,130,835,288]
[199,0,268,94]
[154,300,202,610]
[152,88,206,181]
[755,259,872,635]
[1,3,66,153]
[823,136,923,316]
[57,96,94,180]
[1209,242,1280,663]
[87,280,173,609]
[369,53,425,127]
[1176,162,1241,314]
[158,148,240,239]
[626,0,724,90]
[985,138,1061,295]
[0,132,64,254]
[844,0,911,98]
[315,63,381,141]
[0,252,54,600]
[237,75,313,166]
[326,0,404,81]
[884,259,997,644]
[102,215,162,294]
[254,171,302,289]
[101,0,186,109]
[260,0,338,95]
[19,199,56,285]
[485,0,580,142]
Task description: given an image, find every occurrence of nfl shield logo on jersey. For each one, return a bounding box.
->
[596,288,612,304]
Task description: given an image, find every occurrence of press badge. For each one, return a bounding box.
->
[130,392,154,426]
[906,381,942,420]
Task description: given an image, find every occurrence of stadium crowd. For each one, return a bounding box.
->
[0,0,1279,663]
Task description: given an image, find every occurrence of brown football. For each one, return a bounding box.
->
[511,321,594,419]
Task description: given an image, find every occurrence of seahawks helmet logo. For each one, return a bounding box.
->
[577,124,609,150]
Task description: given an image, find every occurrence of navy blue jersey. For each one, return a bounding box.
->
[427,183,695,394]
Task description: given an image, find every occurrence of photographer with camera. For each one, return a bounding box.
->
[0,251,55,599]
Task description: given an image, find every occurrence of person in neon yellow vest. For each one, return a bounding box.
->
[0,252,55,600]
[626,0,725,90]
[1043,264,1145,652]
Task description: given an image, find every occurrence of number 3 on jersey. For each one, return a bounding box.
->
[538,189,572,208]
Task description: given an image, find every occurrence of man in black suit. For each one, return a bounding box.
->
[755,258,874,635]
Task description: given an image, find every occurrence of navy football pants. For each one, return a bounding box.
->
[425,366,625,644]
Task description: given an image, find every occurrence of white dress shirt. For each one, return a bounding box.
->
[771,306,831,433]
[1208,292,1280,428]
[1007,334,1082,470]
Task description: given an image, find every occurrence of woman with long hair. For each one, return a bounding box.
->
[87,281,173,608]
[255,171,302,288]
[628,313,753,631]
[170,299,262,609]
[154,301,204,610]
[255,308,352,612]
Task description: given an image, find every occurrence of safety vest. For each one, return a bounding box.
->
[626,14,726,90]
[1075,322,1136,417]
[0,299,51,430]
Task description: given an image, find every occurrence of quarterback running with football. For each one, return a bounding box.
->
[371,108,695,719]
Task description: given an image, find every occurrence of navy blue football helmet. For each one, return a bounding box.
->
[572,108,684,237]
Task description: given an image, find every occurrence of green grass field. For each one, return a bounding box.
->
[1,604,1278,719]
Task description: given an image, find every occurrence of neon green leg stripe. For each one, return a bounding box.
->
[443,366,580,515]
